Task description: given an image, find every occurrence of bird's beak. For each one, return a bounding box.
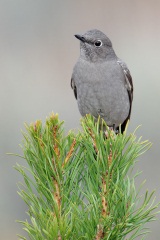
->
[74,34,86,42]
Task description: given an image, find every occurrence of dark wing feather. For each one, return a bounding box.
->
[117,59,133,132]
[71,78,77,99]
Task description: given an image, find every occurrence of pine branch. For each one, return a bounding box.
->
[15,113,159,240]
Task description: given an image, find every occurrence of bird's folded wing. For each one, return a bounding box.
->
[117,59,133,102]
[117,59,133,122]
[71,78,77,99]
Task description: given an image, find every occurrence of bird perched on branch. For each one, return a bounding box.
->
[71,29,133,133]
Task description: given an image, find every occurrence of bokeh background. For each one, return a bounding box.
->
[1,0,160,239]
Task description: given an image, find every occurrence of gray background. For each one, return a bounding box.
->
[1,0,160,239]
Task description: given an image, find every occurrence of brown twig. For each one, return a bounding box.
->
[95,143,113,239]
[51,124,62,238]
[54,143,60,158]
[88,127,98,153]
[62,138,76,168]
[108,144,112,167]
[58,231,62,240]
[95,224,104,240]
[33,120,41,132]
[53,125,58,139]
[101,177,107,218]
[53,178,61,213]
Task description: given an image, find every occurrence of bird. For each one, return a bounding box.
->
[71,29,133,133]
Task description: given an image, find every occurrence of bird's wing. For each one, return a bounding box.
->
[71,77,77,99]
[117,59,133,131]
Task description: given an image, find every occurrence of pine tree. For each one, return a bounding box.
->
[15,113,159,240]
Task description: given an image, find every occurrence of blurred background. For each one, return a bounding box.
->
[0,0,160,239]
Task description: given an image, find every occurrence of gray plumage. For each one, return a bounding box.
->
[71,29,133,132]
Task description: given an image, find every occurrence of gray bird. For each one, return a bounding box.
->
[71,29,133,133]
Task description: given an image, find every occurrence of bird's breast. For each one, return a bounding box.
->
[73,60,130,126]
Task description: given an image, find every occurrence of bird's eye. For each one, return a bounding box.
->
[94,40,102,47]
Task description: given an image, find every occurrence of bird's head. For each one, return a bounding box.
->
[75,29,116,62]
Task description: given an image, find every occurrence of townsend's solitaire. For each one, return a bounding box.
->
[71,29,133,133]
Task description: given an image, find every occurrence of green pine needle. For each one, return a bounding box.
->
[14,113,159,240]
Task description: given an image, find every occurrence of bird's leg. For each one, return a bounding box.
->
[111,124,119,134]
[105,124,115,137]
[109,124,115,132]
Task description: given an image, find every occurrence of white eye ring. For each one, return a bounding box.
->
[94,40,102,47]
